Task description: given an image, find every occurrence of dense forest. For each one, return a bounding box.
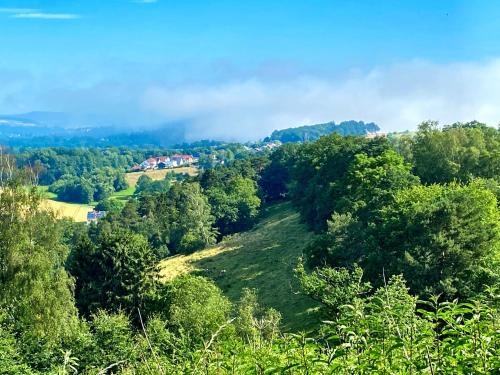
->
[13,143,253,204]
[0,120,499,373]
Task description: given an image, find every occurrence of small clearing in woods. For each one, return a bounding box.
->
[41,199,94,223]
[37,186,93,222]
[159,201,321,332]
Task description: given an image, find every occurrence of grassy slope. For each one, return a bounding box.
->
[37,186,93,222]
[42,199,94,222]
[110,186,135,202]
[159,202,321,331]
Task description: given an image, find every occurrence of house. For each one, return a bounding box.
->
[87,210,106,224]
[158,160,175,169]
[157,156,170,163]
[148,157,160,168]
[265,142,280,150]
[139,156,169,170]
[249,141,281,152]
[170,154,195,166]
[183,154,195,163]
[140,157,157,170]
[170,156,183,166]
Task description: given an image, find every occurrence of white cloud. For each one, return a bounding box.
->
[2,59,500,140]
[11,12,80,19]
[140,59,500,140]
[134,0,158,3]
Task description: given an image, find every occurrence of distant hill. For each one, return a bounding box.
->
[0,112,380,148]
[0,128,188,148]
[0,111,70,127]
[0,111,189,148]
[265,120,380,143]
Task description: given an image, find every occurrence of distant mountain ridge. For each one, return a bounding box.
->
[0,112,380,148]
[0,112,189,148]
[265,120,380,143]
[0,111,70,127]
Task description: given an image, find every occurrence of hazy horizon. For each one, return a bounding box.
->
[1,0,500,140]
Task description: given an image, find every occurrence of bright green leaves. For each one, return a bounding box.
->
[376,183,500,298]
[0,184,77,342]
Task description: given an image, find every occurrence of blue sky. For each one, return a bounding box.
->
[1,0,499,139]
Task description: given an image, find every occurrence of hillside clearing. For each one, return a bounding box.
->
[159,202,321,331]
[125,166,198,187]
[110,186,135,201]
[41,199,94,222]
[36,186,93,222]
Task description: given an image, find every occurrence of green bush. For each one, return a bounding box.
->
[166,275,232,340]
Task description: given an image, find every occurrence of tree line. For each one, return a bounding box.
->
[260,121,499,303]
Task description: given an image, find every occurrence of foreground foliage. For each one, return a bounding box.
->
[2,273,498,374]
[0,182,78,342]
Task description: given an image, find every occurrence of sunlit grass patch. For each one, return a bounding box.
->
[110,186,135,201]
[160,201,321,331]
[125,166,198,187]
[41,199,94,222]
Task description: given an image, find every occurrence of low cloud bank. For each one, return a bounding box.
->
[1,59,500,141]
[141,59,500,140]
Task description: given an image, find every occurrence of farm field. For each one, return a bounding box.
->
[159,201,321,331]
[37,185,94,222]
[125,166,198,187]
[41,199,94,222]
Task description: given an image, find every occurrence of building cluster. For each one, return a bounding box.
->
[244,142,281,153]
[130,154,197,172]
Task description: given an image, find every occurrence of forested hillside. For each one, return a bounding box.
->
[265,120,380,143]
[0,120,499,373]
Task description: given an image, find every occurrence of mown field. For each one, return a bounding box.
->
[159,202,321,331]
[37,186,93,222]
[109,185,135,202]
[125,166,198,187]
[41,199,94,222]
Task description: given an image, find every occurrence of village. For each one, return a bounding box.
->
[129,153,198,172]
